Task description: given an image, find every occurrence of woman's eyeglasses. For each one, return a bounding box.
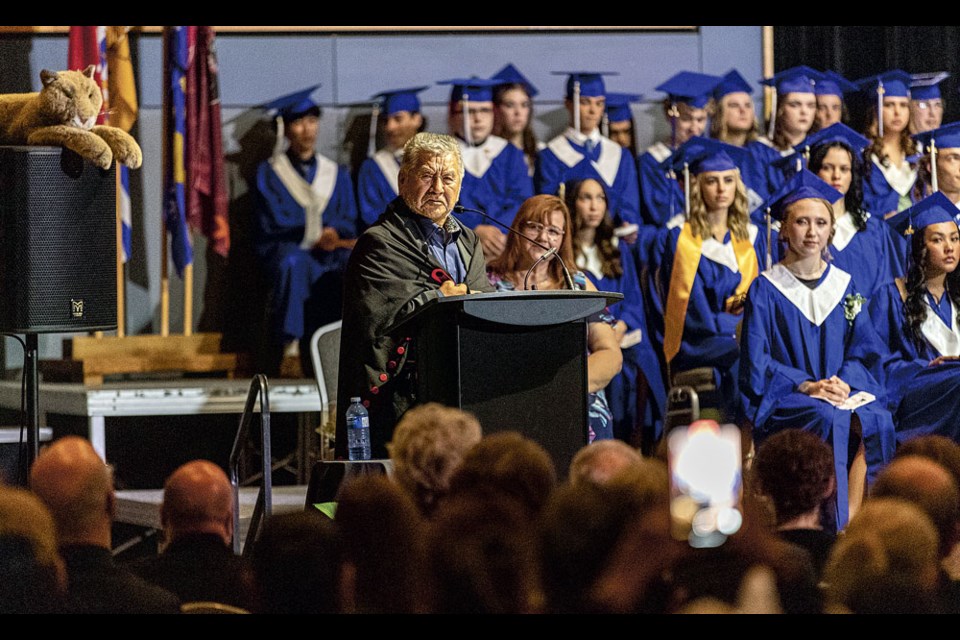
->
[521,220,564,240]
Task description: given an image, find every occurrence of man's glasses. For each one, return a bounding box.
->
[521,220,564,240]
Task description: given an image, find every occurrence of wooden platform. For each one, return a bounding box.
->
[41,333,238,385]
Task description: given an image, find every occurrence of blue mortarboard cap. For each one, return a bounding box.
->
[913,121,960,152]
[759,66,823,95]
[773,151,807,182]
[605,92,644,123]
[763,169,844,221]
[263,84,322,120]
[551,71,618,99]
[856,70,913,99]
[815,70,858,97]
[437,77,501,103]
[888,191,960,237]
[656,71,722,109]
[713,69,753,100]
[911,71,950,101]
[663,136,750,176]
[372,86,428,115]
[798,122,871,155]
[491,63,539,98]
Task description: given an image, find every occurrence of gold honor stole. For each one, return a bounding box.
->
[663,223,759,363]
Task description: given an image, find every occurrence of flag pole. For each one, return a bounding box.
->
[183,261,193,337]
[160,27,170,338]
[115,167,125,337]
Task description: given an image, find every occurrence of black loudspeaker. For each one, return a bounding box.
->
[0,146,117,333]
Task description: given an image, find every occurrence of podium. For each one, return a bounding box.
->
[389,289,622,475]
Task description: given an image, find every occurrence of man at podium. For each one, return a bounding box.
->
[336,132,495,458]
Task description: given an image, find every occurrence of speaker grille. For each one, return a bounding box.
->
[0,146,117,333]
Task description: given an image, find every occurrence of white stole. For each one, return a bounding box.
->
[922,296,960,357]
[372,149,400,196]
[269,152,338,249]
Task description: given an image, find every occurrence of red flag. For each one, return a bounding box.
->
[67,26,109,125]
[185,25,230,258]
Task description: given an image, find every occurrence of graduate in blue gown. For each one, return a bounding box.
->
[869,193,960,445]
[638,71,720,232]
[565,177,666,451]
[252,86,358,366]
[603,92,643,156]
[439,77,533,262]
[657,138,768,421]
[814,70,858,130]
[356,86,427,230]
[855,70,920,219]
[801,123,907,295]
[709,69,773,212]
[755,66,825,196]
[910,121,960,210]
[535,72,641,233]
[739,171,897,530]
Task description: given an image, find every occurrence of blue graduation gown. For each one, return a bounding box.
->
[659,222,768,418]
[454,136,533,230]
[638,142,682,227]
[863,154,918,220]
[827,212,907,297]
[253,151,358,343]
[356,149,400,230]
[868,280,960,444]
[746,139,786,198]
[535,130,641,227]
[579,242,667,446]
[739,263,897,528]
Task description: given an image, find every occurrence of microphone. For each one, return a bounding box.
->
[453,205,576,290]
[523,247,557,291]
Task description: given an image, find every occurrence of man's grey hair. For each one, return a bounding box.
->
[400,132,465,180]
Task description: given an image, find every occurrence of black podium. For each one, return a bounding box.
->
[392,289,622,475]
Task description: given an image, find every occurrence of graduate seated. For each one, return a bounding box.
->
[739,170,897,531]
[657,137,768,423]
[868,192,960,447]
[252,85,358,375]
[565,177,666,450]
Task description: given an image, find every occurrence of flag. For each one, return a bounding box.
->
[67,26,108,125]
[107,27,138,263]
[163,26,193,277]
[185,26,230,258]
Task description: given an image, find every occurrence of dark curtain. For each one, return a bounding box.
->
[774,26,960,132]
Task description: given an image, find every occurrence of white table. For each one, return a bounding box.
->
[0,378,322,462]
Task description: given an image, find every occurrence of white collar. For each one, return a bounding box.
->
[700,223,760,272]
[831,210,859,251]
[564,127,601,146]
[871,153,917,196]
[457,135,509,178]
[762,263,851,326]
[921,296,960,357]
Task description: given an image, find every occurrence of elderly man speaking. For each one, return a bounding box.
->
[336,132,495,459]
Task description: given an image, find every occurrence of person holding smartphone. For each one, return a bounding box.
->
[739,170,896,530]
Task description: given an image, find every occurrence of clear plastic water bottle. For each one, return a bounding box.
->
[345,397,371,461]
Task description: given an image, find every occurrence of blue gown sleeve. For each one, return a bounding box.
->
[533,147,563,197]
[326,167,359,239]
[356,157,393,229]
[611,151,641,227]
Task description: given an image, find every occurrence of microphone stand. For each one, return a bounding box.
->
[523,247,557,290]
[453,205,576,290]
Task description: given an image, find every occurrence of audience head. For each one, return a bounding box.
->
[334,474,427,613]
[0,484,68,613]
[751,429,835,527]
[29,436,114,547]
[823,497,941,613]
[568,439,644,488]
[447,431,558,519]
[388,402,482,517]
[160,459,234,549]
[425,487,540,613]
[250,510,341,614]
[870,454,960,559]
[896,434,960,490]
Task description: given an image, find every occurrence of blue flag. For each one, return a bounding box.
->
[163,26,193,276]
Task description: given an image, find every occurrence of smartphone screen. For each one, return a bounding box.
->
[667,419,743,548]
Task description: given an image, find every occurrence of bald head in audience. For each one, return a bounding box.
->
[161,460,234,549]
[29,436,114,548]
[568,440,644,487]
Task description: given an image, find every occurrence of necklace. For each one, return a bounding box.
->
[785,260,826,280]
